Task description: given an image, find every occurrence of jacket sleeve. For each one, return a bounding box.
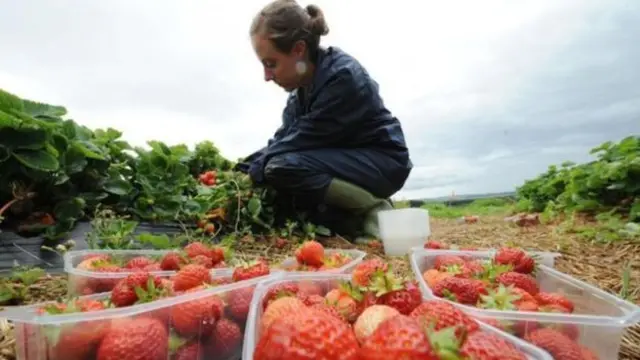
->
[262,68,369,161]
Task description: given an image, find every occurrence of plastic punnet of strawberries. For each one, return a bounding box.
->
[71,242,229,295]
[32,258,271,360]
[254,259,532,359]
[422,246,601,359]
[281,240,354,272]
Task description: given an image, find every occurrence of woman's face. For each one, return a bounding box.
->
[252,34,305,92]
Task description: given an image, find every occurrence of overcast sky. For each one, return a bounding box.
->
[1,0,639,200]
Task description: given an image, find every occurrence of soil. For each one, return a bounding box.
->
[0,216,638,359]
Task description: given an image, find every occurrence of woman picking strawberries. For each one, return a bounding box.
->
[236,0,413,242]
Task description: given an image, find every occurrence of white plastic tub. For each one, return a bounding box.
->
[410,249,640,359]
[64,249,232,296]
[378,208,431,256]
[0,270,283,360]
[278,248,366,274]
[242,273,553,360]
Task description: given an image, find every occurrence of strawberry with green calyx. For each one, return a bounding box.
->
[294,240,325,267]
[410,300,479,339]
[133,275,171,304]
[325,282,362,322]
[261,282,300,310]
[124,256,155,269]
[433,255,466,271]
[232,260,270,282]
[473,261,513,283]
[167,332,188,355]
[432,277,488,305]
[425,326,463,359]
[352,258,389,287]
[372,275,422,315]
[160,251,189,271]
[477,284,524,310]
[493,247,538,275]
[496,271,540,296]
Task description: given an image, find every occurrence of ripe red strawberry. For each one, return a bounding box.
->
[205,318,242,359]
[76,255,111,270]
[496,272,539,296]
[525,328,584,359]
[297,280,325,296]
[460,331,527,359]
[356,290,380,317]
[170,286,224,337]
[232,260,270,282]
[424,240,449,249]
[173,264,212,292]
[325,287,359,322]
[75,298,106,312]
[185,241,212,259]
[254,307,359,360]
[358,315,438,359]
[260,296,306,334]
[227,286,254,322]
[110,281,137,307]
[191,254,214,268]
[124,256,154,269]
[310,302,346,322]
[410,300,479,337]
[50,319,111,360]
[433,255,466,271]
[297,293,325,307]
[274,237,288,248]
[262,283,299,309]
[87,264,121,292]
[377,281,422,315]
[432,277,487,305]
[209,246,225,264]
[110,272,163,307]
[352,258,389,287]
[535,292,574,313]
[494,247,536,274]
[294,240,325,267]
[96,317,168,360]
[353,304,400,343]
[160,251,187,270]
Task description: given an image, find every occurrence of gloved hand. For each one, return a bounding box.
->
[248,158,266,184]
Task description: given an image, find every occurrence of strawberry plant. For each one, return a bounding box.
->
[0,89,133,240]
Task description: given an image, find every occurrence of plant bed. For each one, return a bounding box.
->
[275,240,366,274]
[63,243,233,295]
[243,273,552,359]
[410,248,640,359]
[0,233,67,272]
[0,264,281,360]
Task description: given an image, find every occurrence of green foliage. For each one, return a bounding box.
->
[516,136,639,243]
[0,89,133,240]
[0,88,285,242]
[421,197,514,219]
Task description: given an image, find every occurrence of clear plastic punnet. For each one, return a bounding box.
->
[64,249,231,296]
[410,249,640,359]
[277,248,366,274]
[409,247,563,268]
[242,273,553,360]
[0,269,284,360]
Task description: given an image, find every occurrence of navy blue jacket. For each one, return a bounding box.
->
[248,47,412,183]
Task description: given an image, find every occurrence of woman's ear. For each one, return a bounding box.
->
[291,39,307,58]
